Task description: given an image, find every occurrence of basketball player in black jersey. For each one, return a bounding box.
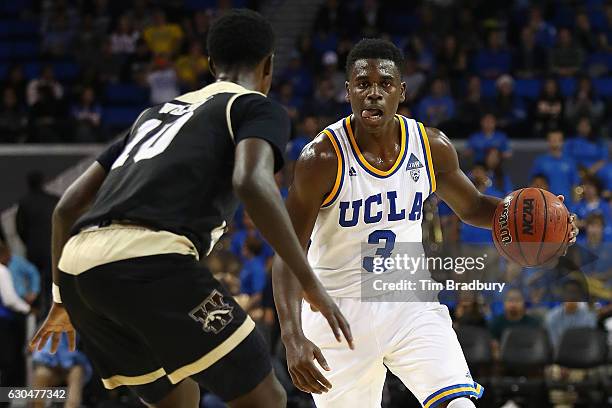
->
[29,10,352,408]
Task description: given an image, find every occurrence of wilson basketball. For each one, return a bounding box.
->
[492,188,570,267]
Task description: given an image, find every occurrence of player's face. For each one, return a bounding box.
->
[346,59,406,129]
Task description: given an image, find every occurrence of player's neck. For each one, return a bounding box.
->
[352,116,400,154]
[215,72,261,94]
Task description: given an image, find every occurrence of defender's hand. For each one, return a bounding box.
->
[284,334,332,394]
[29,303,76,353]
[302,283,354,349]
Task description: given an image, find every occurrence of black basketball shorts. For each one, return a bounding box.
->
[59,253,271,403]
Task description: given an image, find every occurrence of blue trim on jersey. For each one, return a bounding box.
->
[342,116,408,179]
[321,127,345,208]
[422,382,484,408]
[417,122,433,195]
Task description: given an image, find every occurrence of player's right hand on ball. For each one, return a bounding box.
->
[302,283,354,350]
[284,334,332,394]
[29,303,76,353]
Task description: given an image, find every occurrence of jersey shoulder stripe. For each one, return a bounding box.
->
[416,122,436,194]
[321,127,345,208]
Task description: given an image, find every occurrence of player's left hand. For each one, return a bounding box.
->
[29,303,76,353]
[557,195,579,246]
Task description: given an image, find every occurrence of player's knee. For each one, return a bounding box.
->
[264,375,287,408]
[444,397,476,408]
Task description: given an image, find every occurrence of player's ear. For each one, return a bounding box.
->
[400,81,406,103]
[208,58,216,77]
[345,80,350,102]
[263,54,273,77]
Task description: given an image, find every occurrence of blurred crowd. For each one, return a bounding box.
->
[1,0,612,407]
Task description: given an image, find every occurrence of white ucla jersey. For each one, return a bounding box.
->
[307,114,437,298]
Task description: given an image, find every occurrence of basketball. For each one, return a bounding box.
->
[492,188,570,267]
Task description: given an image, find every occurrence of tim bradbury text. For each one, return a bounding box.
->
[372,280,507,292]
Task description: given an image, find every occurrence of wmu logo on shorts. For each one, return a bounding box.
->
[189,290,234,334]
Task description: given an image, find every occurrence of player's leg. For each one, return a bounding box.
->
[64,365,85,408]
[225,372,286,408]
[141,378,200,408]
[384,303,483,408]
[301,298,387,408]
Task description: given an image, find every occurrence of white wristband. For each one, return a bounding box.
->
[52,283,62,304]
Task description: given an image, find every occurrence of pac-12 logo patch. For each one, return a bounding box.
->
[406,153,423,182]
[189,290,234,334]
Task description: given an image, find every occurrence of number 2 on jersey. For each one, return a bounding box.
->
[362,229,396,273]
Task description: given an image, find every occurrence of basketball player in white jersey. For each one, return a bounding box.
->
[273,39,578,408]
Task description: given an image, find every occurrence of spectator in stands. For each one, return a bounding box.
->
[576,213,612,282]
[351,0,381,38]
[407,35,435,74]
[530,173,549,191]
[279,51,314,99]
[286,115,319,163]
[276,81,302,122]
[494,74,527,136]
[436,34,467,81]
[31,334,92,408]
[0,242,39,387]
[526,6,557,49]
[452,291,488,328]
[455,7,480,53]
[313,0,345,35]
[484,147,513,194]
[564,76,606,127]
[146,56,179,104]
[416,77,455,127]
[571,175,612,228]
[73,14,104,69]
[545,300,597,352]
[71,87,102,143]
[533,78,564,137]
[16,171,58,307]
[466,113,511,162]
[26,65,64,107]
[239,236,268,315]
[530,130,579,201]
[175,41,209,91]
[2,65,27,107]
[126,0,154,32]
[122,38,152,83]
[143,9,184,57]
[319,51,345,103]
[598,2,612,52]
[563,116,607,174]
[110,14,140,55]
[489,288,540,349]
[513,27,547,78]
[0,88,27,143]
[305,78,343,123]
[230,212,273,263]
[402,56,426,105]
[455,76,485,137]
[473,30,512,79]
[42,10,74,57]
[0,253,31,390]
[549,28,584,77]
[597,160,612,197]
[28,83,67,143]
[574,12,597,53]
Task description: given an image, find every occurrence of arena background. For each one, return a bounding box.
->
[0,0,611,407]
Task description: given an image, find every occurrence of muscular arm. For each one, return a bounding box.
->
[428,127,501,229]
[51,163,107,288]
[271,134,337,340]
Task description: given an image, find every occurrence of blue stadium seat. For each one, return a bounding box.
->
[593,77,612,97]
[514,79,542,99]
[184,0,217,10]
[559,77,576,97]
[105,83,149,105]
[104,106,144,129]
[0,42,11,59]
[24,62,40,79]
[481,79,497,99]
[0,64,8,80]
[11,41,40,58]
[53,62,79,81]
[586,52,612,75]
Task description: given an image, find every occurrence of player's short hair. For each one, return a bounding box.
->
[345,38,404,76]
[207,9,275,70]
